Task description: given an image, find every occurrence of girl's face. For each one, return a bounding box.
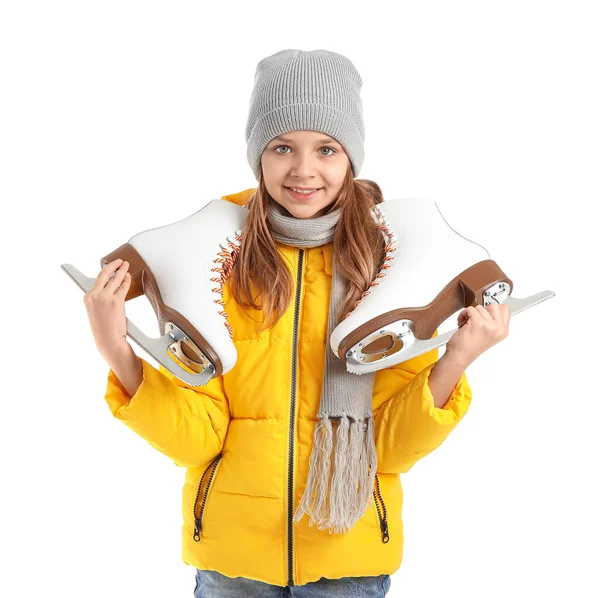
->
[260,130,350,219]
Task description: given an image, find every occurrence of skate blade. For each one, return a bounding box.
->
[61,263,216,386]
[345,288,556,375]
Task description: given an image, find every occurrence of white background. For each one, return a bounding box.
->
[1,1,598,596]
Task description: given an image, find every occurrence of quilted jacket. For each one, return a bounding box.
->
[104,188,473,587]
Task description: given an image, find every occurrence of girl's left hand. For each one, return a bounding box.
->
[445,303,511,365]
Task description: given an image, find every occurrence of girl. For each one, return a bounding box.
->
[84,49,510,597]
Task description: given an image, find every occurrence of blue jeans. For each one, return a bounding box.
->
[193,569,392,597]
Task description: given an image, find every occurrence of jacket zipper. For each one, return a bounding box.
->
[287,247,389,585]
[373,473,390,543]
[287,247,304,587]
[193,452,223,542]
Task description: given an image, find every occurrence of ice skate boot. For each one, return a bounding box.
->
[330,198,555,375]
[61,199,249,386]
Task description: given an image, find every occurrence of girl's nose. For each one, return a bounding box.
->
[290,152,318,177]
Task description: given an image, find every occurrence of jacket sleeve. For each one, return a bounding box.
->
[104,355,230,468]
[371,329,473,474]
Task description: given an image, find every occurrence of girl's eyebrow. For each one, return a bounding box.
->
[272,136,339,145]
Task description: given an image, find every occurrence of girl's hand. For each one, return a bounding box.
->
[83,259,132,363]
[445,303,511,365]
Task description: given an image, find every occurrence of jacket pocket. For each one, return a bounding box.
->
[373,473,390,543]
[193,452,223,542]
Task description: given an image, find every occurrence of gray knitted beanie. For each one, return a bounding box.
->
[245,49,365,180]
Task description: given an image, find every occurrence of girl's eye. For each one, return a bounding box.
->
[273,145,336,156]
[320,147,336,156]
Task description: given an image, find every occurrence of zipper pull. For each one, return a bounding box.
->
[193,517,202,542]
[380,519,390,543]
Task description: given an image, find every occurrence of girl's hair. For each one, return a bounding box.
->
[229,163,387,332]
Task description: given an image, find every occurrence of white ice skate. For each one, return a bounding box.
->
[61,200,249,386]
[330,198,556,375]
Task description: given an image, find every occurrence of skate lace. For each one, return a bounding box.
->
[210,230,243,339]
[344,205,397,319]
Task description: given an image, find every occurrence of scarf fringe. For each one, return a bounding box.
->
[293,413,378,534]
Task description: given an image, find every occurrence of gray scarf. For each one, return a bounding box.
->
[266,196,378,535]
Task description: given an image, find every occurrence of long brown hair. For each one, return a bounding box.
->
[229,164,387,332]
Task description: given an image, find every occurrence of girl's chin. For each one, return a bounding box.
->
[282,204,328,218]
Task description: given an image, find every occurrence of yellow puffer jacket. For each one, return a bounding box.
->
[104,188,473,587]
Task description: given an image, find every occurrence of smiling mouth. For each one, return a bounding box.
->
[284,187,324,200]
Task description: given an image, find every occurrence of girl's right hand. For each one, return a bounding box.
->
[83,259,132,362]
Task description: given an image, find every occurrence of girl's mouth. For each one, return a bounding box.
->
[285,187,322,200]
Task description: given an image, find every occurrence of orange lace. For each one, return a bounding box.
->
[344,206,397,319]
[210,232,242,339]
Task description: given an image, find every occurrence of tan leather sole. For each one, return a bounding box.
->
[101,244,224,377]
[338,259,513,363]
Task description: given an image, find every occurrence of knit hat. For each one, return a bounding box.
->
[245,49,365,180]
